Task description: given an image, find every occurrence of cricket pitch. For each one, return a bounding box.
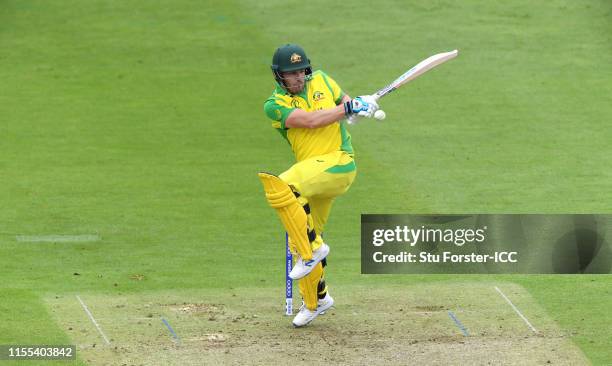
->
[46,282,589,365]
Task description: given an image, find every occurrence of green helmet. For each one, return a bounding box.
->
[271,44,313,88]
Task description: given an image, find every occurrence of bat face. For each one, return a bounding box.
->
[374,50,458,100]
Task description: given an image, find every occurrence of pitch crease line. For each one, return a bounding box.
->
[494,286,538,333]
[161,317,181,344]
[76,295,111,344]
[447,311,469,336]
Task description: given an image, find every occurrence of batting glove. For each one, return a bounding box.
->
[344,95,379,118]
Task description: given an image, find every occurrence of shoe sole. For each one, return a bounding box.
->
[288,244,330,280]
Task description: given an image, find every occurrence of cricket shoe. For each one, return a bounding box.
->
[288,243,330,280]
[292,294,334,327]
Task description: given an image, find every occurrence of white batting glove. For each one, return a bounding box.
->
[345,95,382,124]
[344,95,379,118]
[358,95,380,115]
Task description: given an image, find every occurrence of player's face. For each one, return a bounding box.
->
[282,69,306,94]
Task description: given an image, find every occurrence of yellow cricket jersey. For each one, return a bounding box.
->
[263,70,354,162]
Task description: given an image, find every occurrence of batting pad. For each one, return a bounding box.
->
[258,172,312,260]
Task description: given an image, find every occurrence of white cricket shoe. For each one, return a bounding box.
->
[292,293,334,328]
[289,243,330,280]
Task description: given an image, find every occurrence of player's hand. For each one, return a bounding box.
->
[358,95,380,112]
[344,95,379,118]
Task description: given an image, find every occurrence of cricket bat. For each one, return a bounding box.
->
[373,49,459,101]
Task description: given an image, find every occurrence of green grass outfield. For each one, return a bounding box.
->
[1,0,611,364]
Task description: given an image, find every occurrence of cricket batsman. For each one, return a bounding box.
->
[258,44,382,327]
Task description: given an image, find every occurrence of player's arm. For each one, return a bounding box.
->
[286,95,377,129]
[285,105,346,129]
[285,78,351,129]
